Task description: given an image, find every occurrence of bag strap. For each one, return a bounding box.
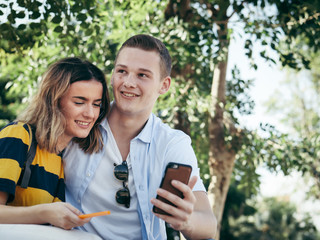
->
[20,124,37,189]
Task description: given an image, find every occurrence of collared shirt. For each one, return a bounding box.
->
[63,113,206,239]
[78,120,142,240]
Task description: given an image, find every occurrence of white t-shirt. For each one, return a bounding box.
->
[81,122,142,240]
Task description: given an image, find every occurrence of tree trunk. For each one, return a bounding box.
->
[164,1,236,239]
[207,20,235,240]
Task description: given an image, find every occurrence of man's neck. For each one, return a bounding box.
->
[107,105,150,160]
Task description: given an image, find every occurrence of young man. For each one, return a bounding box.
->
[64,34,217,239]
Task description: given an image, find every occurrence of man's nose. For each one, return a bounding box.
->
[123,74,137,88]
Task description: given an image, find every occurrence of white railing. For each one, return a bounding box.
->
[0,224,102,240]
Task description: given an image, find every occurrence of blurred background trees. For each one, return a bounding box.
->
[220,182,319,240]
[1,0,320,239]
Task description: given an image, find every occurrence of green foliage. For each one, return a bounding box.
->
[0,0,98,53]
[239,0,320,70]
[263,51,320,197]
[1,1,320,229]
[221,181,320,240]
[0,0,165,124]
[0,76,18,128]
[226,66,255,118]
[1,0,319,186]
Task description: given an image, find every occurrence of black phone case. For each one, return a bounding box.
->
[153,162,192,215]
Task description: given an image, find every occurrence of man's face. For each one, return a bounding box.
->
[111,47,170,118]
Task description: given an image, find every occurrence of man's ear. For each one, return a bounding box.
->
[159,76,171,94]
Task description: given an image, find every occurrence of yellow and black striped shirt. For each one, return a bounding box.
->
[0,122,65,206]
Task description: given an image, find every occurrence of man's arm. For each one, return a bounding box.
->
[151,176,217,239]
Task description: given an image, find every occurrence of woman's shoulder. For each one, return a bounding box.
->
[0,121,31,142]
[1,121,29,130]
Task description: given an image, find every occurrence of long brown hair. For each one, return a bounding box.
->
[17,57,110,154]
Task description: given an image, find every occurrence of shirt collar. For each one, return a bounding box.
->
[100,113,154,144]
[134,113,154,143]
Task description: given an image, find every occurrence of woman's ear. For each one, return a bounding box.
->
[159,76,171,94]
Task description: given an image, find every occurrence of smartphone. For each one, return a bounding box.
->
[153,162,192,215]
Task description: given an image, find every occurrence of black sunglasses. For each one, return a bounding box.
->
[114,161,130,208]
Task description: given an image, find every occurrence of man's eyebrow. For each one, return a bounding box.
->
[138,68,154,75]
[115,64,154,75]
[115,64,127,68]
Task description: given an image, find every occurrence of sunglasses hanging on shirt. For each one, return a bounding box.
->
[114,161,131,208]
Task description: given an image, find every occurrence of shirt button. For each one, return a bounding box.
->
[78,199,80,203]
[139,185,144,191]
[86,172,91,177]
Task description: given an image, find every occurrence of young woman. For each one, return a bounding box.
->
[0,57,110,230]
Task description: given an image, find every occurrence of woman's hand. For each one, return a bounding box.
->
[36,202,91,230]
[0,192,90,230]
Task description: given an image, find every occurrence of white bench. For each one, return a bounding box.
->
[0,224,102,240]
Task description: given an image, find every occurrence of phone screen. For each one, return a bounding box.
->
[153,162,192,215]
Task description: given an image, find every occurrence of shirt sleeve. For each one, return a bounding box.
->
[164,133,206,192]
[0,123,30,202]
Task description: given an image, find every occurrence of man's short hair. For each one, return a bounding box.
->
[116,34,172,78]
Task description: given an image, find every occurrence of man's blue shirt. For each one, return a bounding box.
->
[64,113,206,239]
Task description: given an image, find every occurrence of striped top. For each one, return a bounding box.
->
[0,122,65,206]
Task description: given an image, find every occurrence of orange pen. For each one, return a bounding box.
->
[79,210,111,219]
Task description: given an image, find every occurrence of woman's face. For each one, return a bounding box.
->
[59,79,103,143]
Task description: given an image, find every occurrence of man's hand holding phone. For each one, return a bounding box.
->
[151,162,198,232]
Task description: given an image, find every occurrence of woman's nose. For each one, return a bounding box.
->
[83,105,95,118]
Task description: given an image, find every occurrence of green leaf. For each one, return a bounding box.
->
[30,22,41,29]
[0,23,10,31]
[16,0,25,7]
[52,15,62,24]
[17,24,27,30]
[54,25,63,33]
[16,11,26,19]
[30,11,41,20]
[77,13,87,22]
[67,24,75,32]
[85,28,93,36]
[7,13,16,24]
[34,30,42,37]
